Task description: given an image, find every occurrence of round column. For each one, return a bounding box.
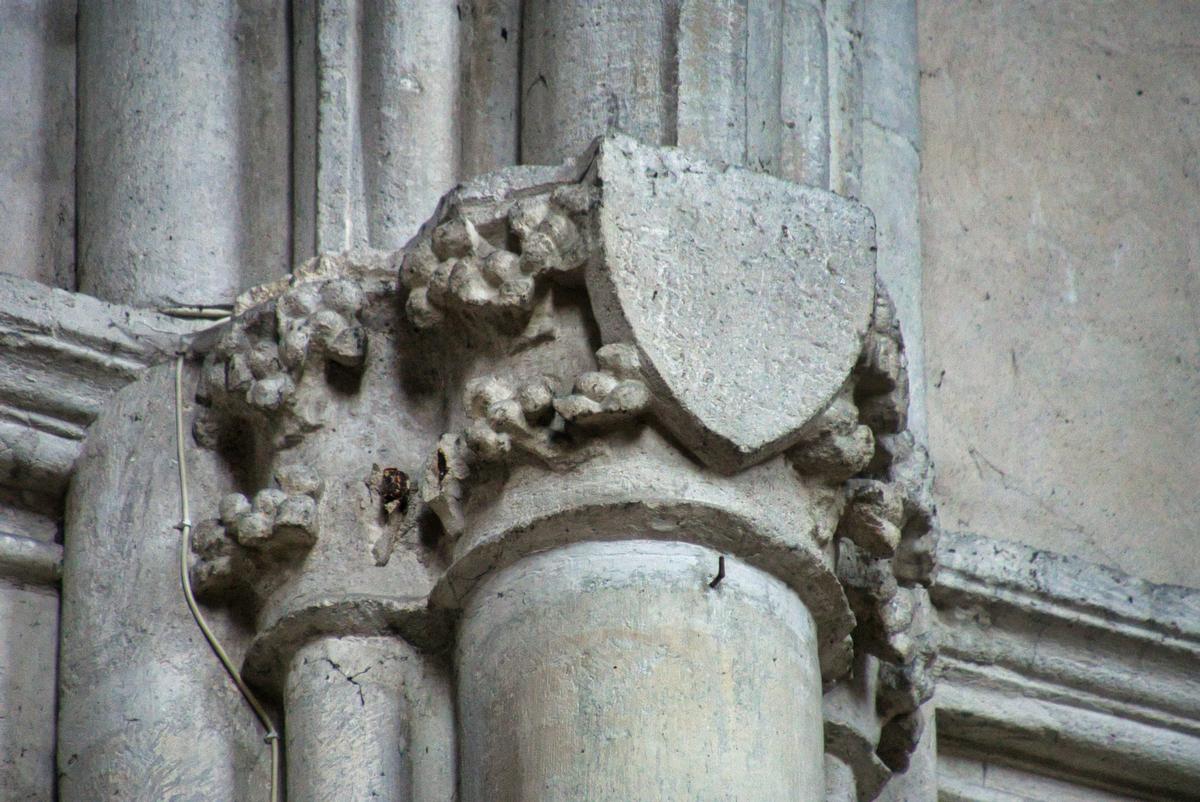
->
[519,0,829,185]
[284,635,455,802]
[77,0,290,307]
[520,0,678,165]
[456,540,825,801]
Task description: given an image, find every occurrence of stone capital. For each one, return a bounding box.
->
[182,136,937,796]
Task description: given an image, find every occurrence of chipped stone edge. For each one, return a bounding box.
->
[0,274,200,505]
[933,530,1200,799]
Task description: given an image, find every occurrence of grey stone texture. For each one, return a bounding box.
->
[588,137,876,472]
[519,0,835,188]
[0,0,75,289]
[285,636,455,802]
[59,364,269,800]
[77,0,291,307]
[0,273,197,512]
[292,0,461,258]
[21,2,1200,801]
[935,531,1200,799]
[47,134,937,799]
[920,0,1200,588]
[0,579,58,799]
[457,540,825,801]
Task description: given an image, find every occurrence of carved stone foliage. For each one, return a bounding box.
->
[190,464,324,600]
[182,136,936,796]
[193,277,369,449]
[421,343,651,536]
[401,183,597,339]
[792,283,939,776]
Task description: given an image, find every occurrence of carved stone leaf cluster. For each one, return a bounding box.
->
[180,143,937,794]
[190,464,324,599]
[787,282,939,774]
[401,184,596,335]
[422,343,650,536]
[194,278,369,448]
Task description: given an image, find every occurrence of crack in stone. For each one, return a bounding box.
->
[323,657,371,706]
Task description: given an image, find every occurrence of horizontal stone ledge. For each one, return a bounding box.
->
[937,676,1200,800]
[0,530,63,586]
[0,273,203,505]
[933,530,1200,798]
[935,529,1200,646]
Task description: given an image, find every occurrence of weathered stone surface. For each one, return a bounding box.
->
[0,0,75,289]
[420,342,650,538]
[519,0,831,188]
[935,531,1200,799]
[0,579,58,798]
[921,0,1200,589]
[457,540,826,801]
[0,530,61,587]
[60,365,268,800]
[291,0,460,258]
[195,275,370,449]
[77,0,290,306]
[190,474,323,600]
[588,137,877,472]
[0,274,196,508]
[401,181,597,334]
[285,636,455,802]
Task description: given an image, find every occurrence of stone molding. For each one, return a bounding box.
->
[0,529,62,587]
[934,530,1200,800]
[0,273,196,508]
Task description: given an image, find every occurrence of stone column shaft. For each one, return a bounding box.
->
[292,0,460,258]
[519,0,829,185]
[285,636,455,802]
[456,540,825,802]
[77,0,290,307]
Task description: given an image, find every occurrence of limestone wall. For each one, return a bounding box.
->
[920,0,1200,588]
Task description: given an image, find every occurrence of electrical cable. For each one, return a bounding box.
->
[174,355,281,802]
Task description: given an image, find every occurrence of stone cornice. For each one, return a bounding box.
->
[0,274,197,508]
[933,530,1200,800]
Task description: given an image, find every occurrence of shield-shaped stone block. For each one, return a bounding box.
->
[586,137,877,473]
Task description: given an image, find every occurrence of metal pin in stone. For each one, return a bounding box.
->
[709,555,726,589]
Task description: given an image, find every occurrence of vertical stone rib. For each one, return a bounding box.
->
[77,0,290,308]
[520,0,681,165]
[293,0,459,258]
[523,0,830,185]
[859,0,924,442]
[459,0,523,179]
[0,0,75,290]
[779,0,831,187]
[297,0,364,255]
[826,0,864,198]
[677,0,748,165]
[361,0,460,249]
[745,0,783,172]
